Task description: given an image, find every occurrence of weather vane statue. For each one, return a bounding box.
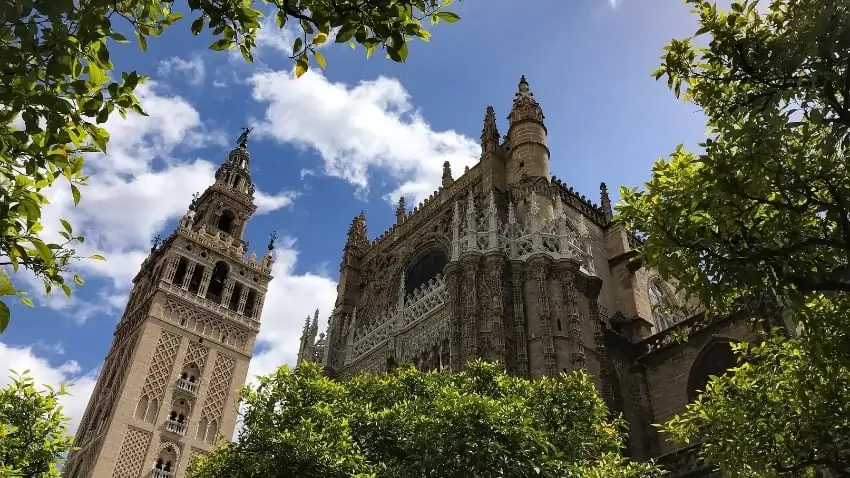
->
[268,230,278,250]
[237,126,253,148]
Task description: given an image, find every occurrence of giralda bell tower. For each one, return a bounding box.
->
[63,130,274,478]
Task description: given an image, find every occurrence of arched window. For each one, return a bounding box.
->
[206,262,229,304]
[405,250,448,297]
[196,418,208,441]
[228,282,243,311]
[154,444,178,475]
[146,398,159,423]
[648,278,677,331]
[217,210,235,234]
[206,420,218,444]
[688,340,738,402]
[135,395,149,420]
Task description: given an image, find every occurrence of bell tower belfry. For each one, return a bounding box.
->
[62,129,274,478]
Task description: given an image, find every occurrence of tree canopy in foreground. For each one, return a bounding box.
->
[0,371,75,477]
[0,0,462,333]
[189,361,662,478]
[618,0,850,475]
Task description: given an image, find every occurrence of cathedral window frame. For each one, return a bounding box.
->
[402,243,449,299]
[687,337,737,402]
[647,276,678,331]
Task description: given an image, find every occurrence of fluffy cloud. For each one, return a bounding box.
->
[158,55,206,86]
[248,69,480,205]
[0,342,98,435]
[247,237,337,380]
[27,82,296,301]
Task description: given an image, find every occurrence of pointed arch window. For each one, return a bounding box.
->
[217,210,235,234]
[688,340,737,402]
[405,250,448,297]
[206,262,229,304]
[648,278,678,331]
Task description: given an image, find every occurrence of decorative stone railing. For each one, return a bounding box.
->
[152,469,174,478]
[176,378,198,395]
[349,319,394,364]
[348,275,451,365]
[452,190,597,275]
[164,419,187,436]
[400,275,449,330]
[178,225,271,273]
[160,281,259,331]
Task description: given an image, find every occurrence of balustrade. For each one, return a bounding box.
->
[164,419,187,436]
[152,470,174,478]
[160,281,258,329]
[176,378,198,395]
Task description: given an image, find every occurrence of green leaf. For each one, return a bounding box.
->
[313,50,327,70]
[70,184,81,205]
[435,11,461,23]
[88,254,106,261]
[20,296,34,307]
[0,301,9,333]
[295,57,309,78]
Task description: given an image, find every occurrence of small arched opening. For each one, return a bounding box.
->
[168,397,191,425]
[244,289,258,317]
[404,249,448,297]
[205,262,229,304]
[687,340,738,402]
[135,395,149,420]
[153,443,178,476]
[205,420,218,444]
[233,175,243,190]
[217,210,236,235]
[145,398,159,424]
[196,417,208,441]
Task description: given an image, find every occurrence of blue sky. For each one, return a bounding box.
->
[1,0,721,433]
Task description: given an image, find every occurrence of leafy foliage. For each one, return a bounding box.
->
[188,361,662,478]
[0,371,75,478]
[0,0,461,333]
[617,0,850,475]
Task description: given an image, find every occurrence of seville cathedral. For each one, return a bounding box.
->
[62,77,751,478]
[297,76,756,477]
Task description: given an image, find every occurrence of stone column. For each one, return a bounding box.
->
[460,256,480,364]
[197,267,213,298]
[251,293,264,320]
[586,277,613,403]
[236,287,250,315]
[164,255,180,283]
[561,261,586,370]
[529,257,557,376]
[221,280,236,308]
[181,262,196,290]
[510,264,529,378]
[443,262,462,371]
[482,253,506,363]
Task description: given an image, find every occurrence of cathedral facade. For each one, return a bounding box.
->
[63,134,273,478]
[297,77,756,476]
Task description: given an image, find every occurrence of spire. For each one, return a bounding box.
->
[508,75,544,124]
[396,196,406,225]
[600,182,613,223]
[345,211,369,252]
[442,161,453,187]
[481,106,499,153]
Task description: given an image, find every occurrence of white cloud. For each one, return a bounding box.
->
[249,70,479,206]
[23,81,296,313]
[0,342,98,436]
[157,55,206,86]
[247,237,337,379]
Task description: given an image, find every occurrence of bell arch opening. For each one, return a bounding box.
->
[687,339,737,402]
[206,261,229,304]
[217,210,236,234]
[404,249,448,297]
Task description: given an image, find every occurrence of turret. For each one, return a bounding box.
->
[190,127,258,242]
[506,76,550,186]
[600,182,613,223]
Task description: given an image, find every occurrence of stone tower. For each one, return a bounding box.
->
[62,130,274,478]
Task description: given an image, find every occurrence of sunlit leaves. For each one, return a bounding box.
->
[619,0,850,475]
[188,361,662,478]
[0,371,75,477]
